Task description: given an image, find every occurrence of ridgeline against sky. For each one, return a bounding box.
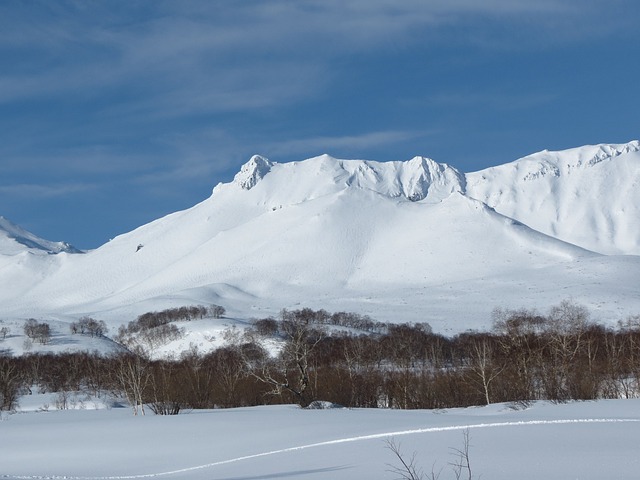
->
[1,1,638,249]
[1,143,639,330]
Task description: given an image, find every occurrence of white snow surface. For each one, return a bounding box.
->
[466,141,640,255]
[0,216,80,254]
[1,142,639,337]
[1,399,640,479]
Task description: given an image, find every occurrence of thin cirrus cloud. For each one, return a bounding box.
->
[422,92,558,110]
[98,61,330,122]
[264,130,438,160]
[0,1,625,104]
[0,0,631,138]
[0,145,161,177]
[0,183,95,199]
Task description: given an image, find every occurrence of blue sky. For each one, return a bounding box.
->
[1,0,638,249]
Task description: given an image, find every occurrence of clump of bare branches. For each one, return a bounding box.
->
[385,438,429,480]
[385,429,474,480]
[449,429,473,480]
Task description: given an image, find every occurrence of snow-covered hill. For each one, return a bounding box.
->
[466,141,640,255]
[0,216,81,255]
[1,142,639,334]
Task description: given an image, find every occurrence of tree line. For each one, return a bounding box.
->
[2,301,640,413]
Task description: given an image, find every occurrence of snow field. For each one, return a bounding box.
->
[1,400,640,479]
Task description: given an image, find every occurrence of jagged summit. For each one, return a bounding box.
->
[224,145,639,255]
[230,153,464,203]
[0,216,82,255]
[233,155,274,190]
[340,155,464,202]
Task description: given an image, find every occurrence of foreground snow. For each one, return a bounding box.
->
[2,399,639,479]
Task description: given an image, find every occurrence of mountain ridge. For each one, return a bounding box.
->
[230,153,465,203]
[466,140,640,254]
[0,216,82,255]
[0,141,638,333]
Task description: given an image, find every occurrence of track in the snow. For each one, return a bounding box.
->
[3,418,639,480]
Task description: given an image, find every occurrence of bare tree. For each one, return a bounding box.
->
[209,305,226,319]
[112,354,150,415]
[147,360,184,415]
[179,345,215,409]
[71,317,108,337]
[215,346,247,407]
[492,308,546,401]
[0,356,22,411]
[544,300,593,400]
[247,309,325,407]
[24,319,51,344]
[467,336,504,405]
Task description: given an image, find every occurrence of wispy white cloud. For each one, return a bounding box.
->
[263,130,439,160]
[0,183,95,199]
[422,92,558,110]
[0,0,629,108]
[0,145,159,177]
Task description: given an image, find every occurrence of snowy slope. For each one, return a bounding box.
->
[0,145,639,334]
[466,141,640,255]
[0,217,82,311]
[0,216,81,255]
[0,317,124,357]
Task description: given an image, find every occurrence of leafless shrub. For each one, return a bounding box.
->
[385,429,473,480]
[385,438,428,480]
[449,429,473,480]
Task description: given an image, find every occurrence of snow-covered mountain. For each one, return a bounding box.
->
[0,216,81,255]
[1,142,639,333]
[466,141,640,255]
